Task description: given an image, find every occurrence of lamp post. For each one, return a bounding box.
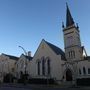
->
[18,46,27,74]
[18,46,28,84]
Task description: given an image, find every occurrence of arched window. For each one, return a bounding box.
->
[88,68,90,74]
[69,52,70,58]
[68,50,75,59]
[73,51,75,58]
[83,67,86,75]
[37,61,40,75]
[79,69,81,75]
[47,58,50,75]
[42,57,45,75]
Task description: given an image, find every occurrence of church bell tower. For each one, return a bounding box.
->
[63,4,83,61]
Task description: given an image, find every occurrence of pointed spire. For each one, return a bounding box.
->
[66,3,74,27]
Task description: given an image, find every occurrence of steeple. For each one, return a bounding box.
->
[63,3,83,61]
[66,3,74,27]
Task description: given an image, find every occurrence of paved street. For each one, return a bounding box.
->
[0,84,90,90]
[0,87,32,90]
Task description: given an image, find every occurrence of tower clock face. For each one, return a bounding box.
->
[66,36,73,47]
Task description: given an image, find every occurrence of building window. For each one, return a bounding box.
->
[79,69,81,75]
[42,57,45,75]
[83,67,86,75]
[68,50,75,59]
[37,61,40,75]
[47,58,50,75]
[69,52,70,58]
[88,68,90,74]
[21,61,24,69]
[73,51,75,58]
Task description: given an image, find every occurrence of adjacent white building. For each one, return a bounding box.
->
[16,53,32,79]
[0,53,19,82]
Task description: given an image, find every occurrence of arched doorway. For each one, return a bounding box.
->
[66,69,72,81]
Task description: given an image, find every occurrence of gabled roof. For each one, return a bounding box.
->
[45,40,66,60]
[2,53,19,61]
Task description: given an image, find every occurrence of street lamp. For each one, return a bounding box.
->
[18,46,27,74]
[18,46,28,84]
[18,46,27,56]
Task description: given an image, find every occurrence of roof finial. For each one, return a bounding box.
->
[76,23,79,29]
[62,22,65,28]
[66,3,74,27]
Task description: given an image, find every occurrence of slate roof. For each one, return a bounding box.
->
[21,54,33,61]
[25,56,33,61]
[3,54,19,61]
[84,56,90,60]
[45,40,66,60]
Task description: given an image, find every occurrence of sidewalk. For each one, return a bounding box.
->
[0,83,71,88]
[1,83,90,90]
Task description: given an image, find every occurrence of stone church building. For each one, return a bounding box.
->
[27,4,90,84]
[0,4,90,85]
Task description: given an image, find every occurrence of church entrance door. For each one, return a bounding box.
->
[66,69,72,81]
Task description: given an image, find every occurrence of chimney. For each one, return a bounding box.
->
[28,51,31,57]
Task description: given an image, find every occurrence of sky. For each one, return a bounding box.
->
[0,0,90,57]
